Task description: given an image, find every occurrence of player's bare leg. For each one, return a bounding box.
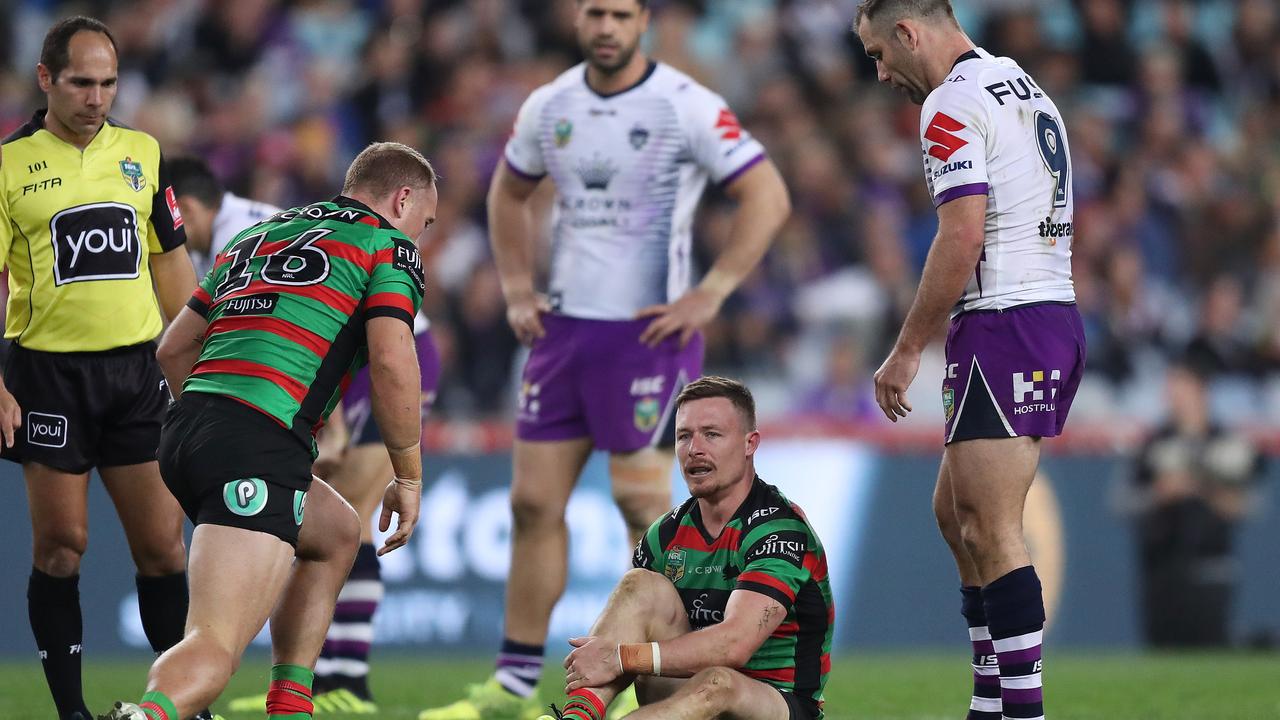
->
[311,445,391,711]
[934,455,1001,719]
[623,667,790,720]
[140,524,295,719]
[25,463,93,720]
[101,462,188,575]
[506,437,594,646]
[551,570,788,720]
[608,448,673,547]
[336,446,393,544]
[946,436,1045,720]
[269,478,361,668]
[553,567,692,716]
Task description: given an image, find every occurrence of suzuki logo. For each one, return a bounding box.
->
[924,112,969,162]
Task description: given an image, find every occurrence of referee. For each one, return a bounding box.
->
[0,17,205,720]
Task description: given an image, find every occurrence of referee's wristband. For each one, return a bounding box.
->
[618,642,661,676]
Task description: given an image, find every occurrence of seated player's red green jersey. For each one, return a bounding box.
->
[633,477,834,713]
[184,196,425,453]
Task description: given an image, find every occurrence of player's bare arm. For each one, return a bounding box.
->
[149,244,198,323]
[637,159,790,348]
[874,193,986,421]
[488,160,550,346]
[155,306,209,393]
[563,585,786,691]
[366,315,423,556]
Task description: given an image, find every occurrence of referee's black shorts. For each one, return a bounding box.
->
[0,341,168,474]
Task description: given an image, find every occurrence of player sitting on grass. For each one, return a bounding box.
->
[541,377,833,720]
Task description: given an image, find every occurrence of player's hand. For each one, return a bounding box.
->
[0,387,21,449]
[563,636,622,692]
[377,477,421,556]
[636,287,720,348]
[506,292,551,346]
[874,346,920,422]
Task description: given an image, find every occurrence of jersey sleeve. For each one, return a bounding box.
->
[920,83,991,207]
[187,259,225,317]
[503,86,551,181]
[632,516,667,574]
[735,520,814,609]
[680,86,766,186]
[365,233,425,326]
[149,152,188,253]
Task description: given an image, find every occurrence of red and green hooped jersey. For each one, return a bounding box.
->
[633,477,834,712]
[184,196,424,452]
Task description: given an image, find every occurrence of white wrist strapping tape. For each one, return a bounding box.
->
[651,641,661,677]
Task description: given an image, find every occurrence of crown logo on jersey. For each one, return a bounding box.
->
[555,118,573,148]
[119,157,146,192]
[576,153,619,191]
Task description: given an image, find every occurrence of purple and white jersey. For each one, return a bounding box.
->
[191,192,282,279]
[505,62,766,320]
[920,48,1075,314]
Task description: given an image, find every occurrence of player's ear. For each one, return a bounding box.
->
[894,20,917,51]
[744,430,761,457]
[36,63,53,92]
[393,185,413,218]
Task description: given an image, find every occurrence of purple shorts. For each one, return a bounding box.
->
[516,314,704,453]
[943,303,1085,444]
[343,327,439,447]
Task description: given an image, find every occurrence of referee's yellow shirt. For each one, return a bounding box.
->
[0,110,186,352]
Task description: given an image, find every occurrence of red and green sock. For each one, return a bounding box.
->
[559,689,605,720]
[266,664,315,719]
[138,691,177,720]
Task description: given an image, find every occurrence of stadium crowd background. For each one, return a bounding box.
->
[2,0,1279,433]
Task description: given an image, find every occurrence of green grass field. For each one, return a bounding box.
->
[0,653,1274,720]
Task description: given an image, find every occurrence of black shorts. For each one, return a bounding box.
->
[776,688,822,720]
[0,341,168,473]
[158,392,313,546]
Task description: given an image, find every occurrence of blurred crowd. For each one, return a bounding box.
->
[4,0,1280,428]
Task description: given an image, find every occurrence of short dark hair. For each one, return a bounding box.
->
[168,156,225,209]
[41,16,117,80]
[578,0,650,8]
[855,0,956,29]
[675,376,757,431]
[342,142,437,198]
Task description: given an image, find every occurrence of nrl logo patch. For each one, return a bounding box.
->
[634,397,660,432]
[943,386,955,423]
[665,547,686,582]
[554,118,573,148]
[119,157,146,192]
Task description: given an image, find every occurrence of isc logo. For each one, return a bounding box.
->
[50,202,142,285]
[630,376,664,397]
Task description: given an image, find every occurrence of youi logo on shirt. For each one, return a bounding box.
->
[49,202,143,285]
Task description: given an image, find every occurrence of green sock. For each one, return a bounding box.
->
[138,690,178,720]
[267,663,315,719]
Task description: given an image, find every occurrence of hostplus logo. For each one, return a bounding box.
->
[1013,370,1060,414]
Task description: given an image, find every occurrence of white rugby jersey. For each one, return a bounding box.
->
[920,48,1076,314]
[190,192,281,279]
[505,62,766,319]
